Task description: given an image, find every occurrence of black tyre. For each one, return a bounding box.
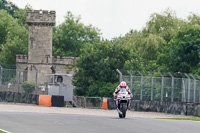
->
[122,104,127,118]
[119,113,123,118]
[121,103,127,118]
[122,111,126,118]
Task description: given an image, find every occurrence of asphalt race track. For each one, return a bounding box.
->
[0,112,199,133]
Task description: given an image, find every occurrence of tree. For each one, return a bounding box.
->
[115,30,165,72]
[53,11,101,57]
[162,26,200,73]
[0,0,18,17]
[22,81,35,94]
[143,9,186,43]
[73,41,141,97]
[14,4,32,26]
[0,10,28,68]
[118,10,188,72]
[188,13,200,26]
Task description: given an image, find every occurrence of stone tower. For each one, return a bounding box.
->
[16,10,76,90]
[26,10,56,84]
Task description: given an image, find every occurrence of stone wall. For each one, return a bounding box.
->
[28,25,53,64]
[27,64,51,85]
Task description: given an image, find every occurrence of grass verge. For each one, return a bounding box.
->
[159,117,200,121]
[0,130,6,133]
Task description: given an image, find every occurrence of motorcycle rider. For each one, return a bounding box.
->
[113,81,133,109]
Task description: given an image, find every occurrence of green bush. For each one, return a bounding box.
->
[22,81,35,94]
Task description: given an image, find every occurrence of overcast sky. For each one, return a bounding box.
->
[10,0,200,40]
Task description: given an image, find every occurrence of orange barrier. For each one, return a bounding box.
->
[39,95,52,107]
[102,98,108,110]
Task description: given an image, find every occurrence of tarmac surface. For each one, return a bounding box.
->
[0,112,200,133]
[0,103,199,133]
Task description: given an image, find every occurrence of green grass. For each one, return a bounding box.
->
[0,130,6,133]
[159,117,200,121]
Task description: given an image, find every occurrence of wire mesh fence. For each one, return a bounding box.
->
[0,66,37,93]
[118,70,200,103]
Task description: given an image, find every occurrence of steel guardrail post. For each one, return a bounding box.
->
[148,72,154,101]
[178,72,186,102]
[127,70,133,92]
[168,72,174,102]
[196,75,200,103]
[159,72,164,102]
[116,69,123,82]
[32,65,38,94]
[0,65,2,90]
[189,74,196,103]
[137,71,143,100]
[184,73,191,102]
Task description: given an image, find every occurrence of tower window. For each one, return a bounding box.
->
[45,55,50,63]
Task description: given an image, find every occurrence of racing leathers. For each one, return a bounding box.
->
[113,85,133,109]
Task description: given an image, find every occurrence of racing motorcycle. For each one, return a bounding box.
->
[116,88,131,118]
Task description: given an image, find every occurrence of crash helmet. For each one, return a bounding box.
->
[120,81,127,88]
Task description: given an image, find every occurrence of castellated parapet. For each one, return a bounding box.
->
[16,55,78,65]
[52,56,78,65]
[26,10,56,26]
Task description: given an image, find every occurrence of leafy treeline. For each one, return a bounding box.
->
[74,10,200,97]
[0,0,18,16]
[53,12,101,57]
[0,1,29,68]
[1,0,200,96]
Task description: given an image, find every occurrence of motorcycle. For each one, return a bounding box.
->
[116,88,131,118]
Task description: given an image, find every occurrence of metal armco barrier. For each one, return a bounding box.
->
[0,91,38,104]
[86,97,102,109]
[74,96,103,109]
[74,96,86,108]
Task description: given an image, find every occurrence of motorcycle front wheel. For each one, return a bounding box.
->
[119,113,123,118]
[119,103,127,118]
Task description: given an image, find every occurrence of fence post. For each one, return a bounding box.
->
[178,72,186,102]
[32,65,38,94]
[0,65,3,90]
[196,75,200,103]
[184,73,191,102]
[17,71,20,93]
[137,71,143,100]
[189,74,196,103]
[116,69,123,82]
[149,72,154,101]
[84,96,86,108]
[168,72,174,102]
[159,72,164,102]
[52,74,55,86]
[127,70,133,92]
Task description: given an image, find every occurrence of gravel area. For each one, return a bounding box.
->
[0,102,193,118]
